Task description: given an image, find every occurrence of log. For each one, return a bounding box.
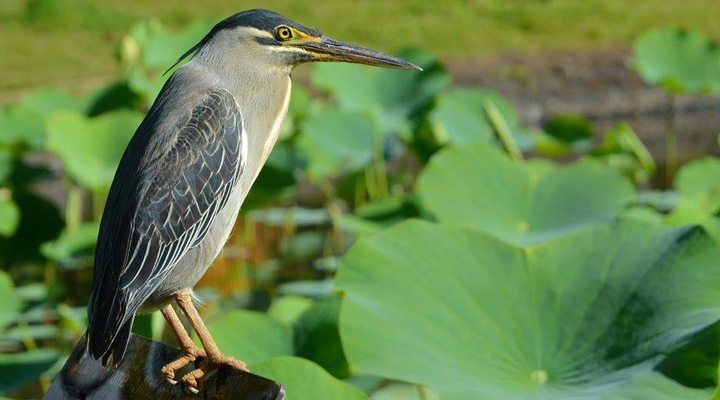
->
[44,334,283,400]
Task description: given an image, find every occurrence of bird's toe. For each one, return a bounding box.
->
[161,348,206,386]
[181,365,209,394]
[216,355,249,372]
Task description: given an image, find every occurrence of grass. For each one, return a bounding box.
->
[1,0,720,99]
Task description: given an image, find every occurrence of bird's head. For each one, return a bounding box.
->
[171,9,421,74]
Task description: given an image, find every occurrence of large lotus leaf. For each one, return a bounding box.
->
[0,89,89,149]
[372,383,439,400]
[85,81,143,117]
[278,87,313,142]
[336,219,720,400]
[632,27,720,94]
[425,88,532,149]
[656,322,719,389]
[674,157,720,196]
[298,110,378,180]
[293,297,349,378]
[667,157,720,241]
[417,145,635,246]
[121,20,214,102]
[312,49,449,140]
[21,89,89,119]
[242,140,300,210]
[0,197,19,237]
[46,110,142,191]
[242,164,296,210]
[591,123,656,183]
[0,349,59,393]
[589,371,710,400]
[0,105,46,149]
[0,149,12,184]
[40,222,99,268]
[268,296,314,326]
[206,310,293,365]
[336,195,423,237]
[542,114,594,144]
[278,280,335,299]
[0,271,20,330]
[251,356,367,400]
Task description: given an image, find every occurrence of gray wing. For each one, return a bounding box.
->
[88,87,245,365]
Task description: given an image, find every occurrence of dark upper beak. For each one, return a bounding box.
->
[296,36,422,71]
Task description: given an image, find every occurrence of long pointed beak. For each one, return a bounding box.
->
[296,36,422,71]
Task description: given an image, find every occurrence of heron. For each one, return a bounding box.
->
[86,8,419,394]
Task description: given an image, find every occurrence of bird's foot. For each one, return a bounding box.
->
[181,355,249,394]
[161,347,206,385]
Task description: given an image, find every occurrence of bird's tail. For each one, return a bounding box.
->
[87,314,134,368]
[52,333,117,398]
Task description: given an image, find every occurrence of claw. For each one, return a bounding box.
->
[161,348,206,386]
[179,355,249,394]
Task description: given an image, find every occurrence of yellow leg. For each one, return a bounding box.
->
[174,289,248,393]
[159,304,206,384]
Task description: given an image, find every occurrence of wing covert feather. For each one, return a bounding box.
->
[88,88,244,364]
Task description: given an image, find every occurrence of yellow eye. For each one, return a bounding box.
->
[275,26,293,41]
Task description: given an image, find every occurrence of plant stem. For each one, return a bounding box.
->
[416,384,429,400]
[711,362,720,400]
[92,189,107,222]
[354,176,366,210]
[664,94,677,188]
[241,218,257,290]
[316,179,344,258]
[483,99,524,161]
[372,135,389,198]
[364,167,380,201]
[65,186,83,232]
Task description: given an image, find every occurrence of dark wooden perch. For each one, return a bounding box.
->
[44,334,283,400]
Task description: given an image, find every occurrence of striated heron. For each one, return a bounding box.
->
[86,8,419,395]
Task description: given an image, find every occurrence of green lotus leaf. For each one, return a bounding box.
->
[543,114,594,144]
[122,20,215,102]
[425,88,532,149]
[667,157,720,241]
[632,27,720,95]
[0,197,20,237]
[268,296,314,326]
[591,371,710,400]
[312,49,449,140]
[1,324,58,343]
[251,356,367,400]
[371,383,439,400]
[591,123,655,183]
[298,110,378,180]
[656,323,719,389]
[46,110,142,191]
[336,219,720,399]
[21,88,89,119]
[0,349,59,393]
[0,149,12,184]
[293,297,348,378]
[417,145,635,245]
[206,310,293,365]
[0,271,21,330]
[40,222,99,268]
[0,89,89,149]
[0,105,46,149]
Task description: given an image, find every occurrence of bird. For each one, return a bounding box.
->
[86,8,420,394]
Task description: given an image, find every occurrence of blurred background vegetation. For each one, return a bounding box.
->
[2,1,720,399]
